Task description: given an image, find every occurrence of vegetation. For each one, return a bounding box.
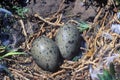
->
[98,63,116,80]
[0,46,25,59]
[12,6,29,18]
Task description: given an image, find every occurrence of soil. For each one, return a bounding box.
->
[0,0,120,80]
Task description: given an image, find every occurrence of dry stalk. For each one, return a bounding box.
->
[19,20,27,37]
[9,68,40,79]
[50,69,66,77]
[94,8,103,22]
[34,14,64,26]
[13,71,29,80]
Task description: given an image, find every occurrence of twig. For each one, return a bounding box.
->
[3,76,10,80]
[93,8,103,22]
[19,20,27,37]
[13,71,29,80]
[9,68,36,79]
[53,0,65,16]
[50,69,66,77]
[34,14,64,26]
[60,66,73,70]
[75,66,88,73]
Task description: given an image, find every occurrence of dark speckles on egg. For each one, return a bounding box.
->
[68,40,74,44]
[49,50,52,53]
[37,56,39,58]
[31,36,61,72]
[65,46,68,48]
[55,23,81,60]
[39,51,41,54]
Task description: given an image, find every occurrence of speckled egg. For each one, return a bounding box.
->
[31,36,61,72]
[55,23,81,60]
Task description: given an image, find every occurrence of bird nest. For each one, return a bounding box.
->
[0,0,120,80]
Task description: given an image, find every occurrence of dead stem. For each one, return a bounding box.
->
[93,8,103,22]
[75,66,88,73]
[9,68,41,79]
[13,71,30,80]
[19,20,27,37]
[50,69,66,77]
[34,14,64,26]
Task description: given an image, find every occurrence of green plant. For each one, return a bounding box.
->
[0,51,25,59]
[77,21,90,32]
[98,69,116,80]
[12,6,29,18]
[0,46,25,59]
[72,56,79,61]
[97,63,116,80]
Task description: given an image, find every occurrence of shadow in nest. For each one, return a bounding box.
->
[64,0,76,4]
[85,0,108,7]
[93,0,108,6]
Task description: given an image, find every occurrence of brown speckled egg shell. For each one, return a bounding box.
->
[55,23,81,60]
[31,36,60,72]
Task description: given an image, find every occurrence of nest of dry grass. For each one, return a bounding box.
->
[1,0,120,80]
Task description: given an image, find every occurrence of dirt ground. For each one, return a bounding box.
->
[0,0,120,80]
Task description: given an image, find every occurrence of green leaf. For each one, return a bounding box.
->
[103,69,112,80]
[77,21,89,32]
[22,8,29,13]
[12,6,29,18]
[98,69,115,80]
[109,63,115,76]
[98,74,105,80]
[72,56,79,61]
[0,51,25,59]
